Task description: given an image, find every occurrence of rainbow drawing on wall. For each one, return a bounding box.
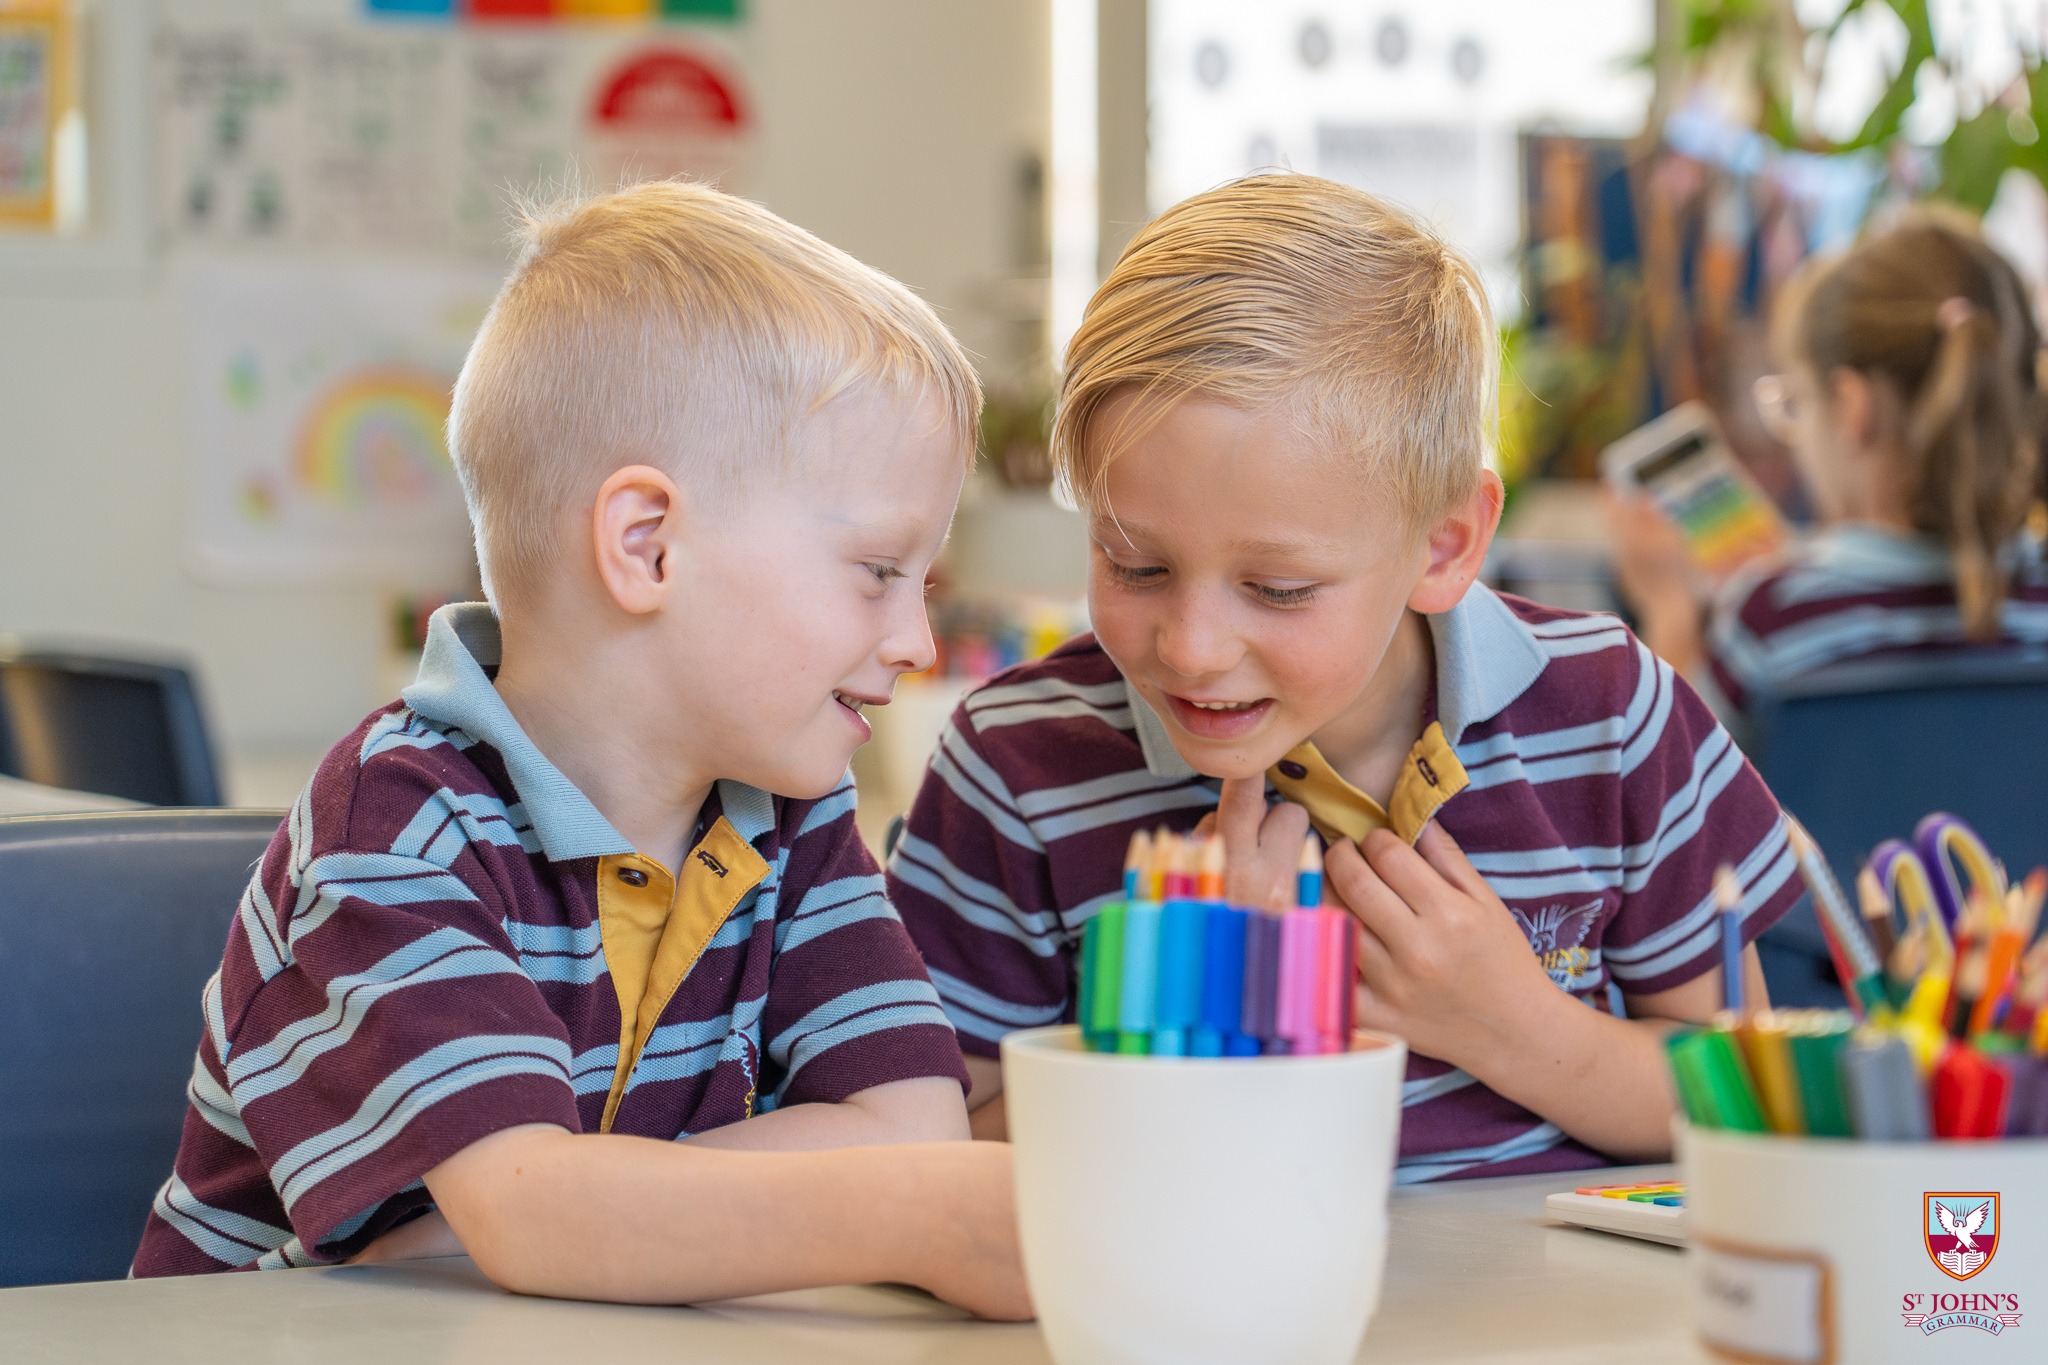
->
[292,365,456,509]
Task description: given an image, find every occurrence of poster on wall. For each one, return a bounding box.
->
[156,18,753,258]
[0,0,70,228]
[182,257,503,586]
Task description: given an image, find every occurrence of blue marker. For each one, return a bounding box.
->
[1118,901,1162,1052]
[1154,898,1205,1057]
[1196,905,1248,1056]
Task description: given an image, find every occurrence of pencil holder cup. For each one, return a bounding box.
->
[1002,1025,1407,1365]
[1681,1126,2048,1365]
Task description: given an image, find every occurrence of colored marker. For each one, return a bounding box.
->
[1117,900,1160,1054]
[1155,895,1205,1057]
[1933,1044,2011,1139]
[1196,904,1248,1057]
[1736,1013,1805,1135]
[1080,903,1125,1044]
[1313,908,1353,1053]
[1242,910,1282,1048]
[1838,1030,1929,1141]
[1786,1012,1855,1138]
[1276,909,1319,1053]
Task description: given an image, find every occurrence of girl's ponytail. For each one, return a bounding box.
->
[1790,216,2042,640]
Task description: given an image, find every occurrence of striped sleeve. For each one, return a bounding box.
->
[224,848,578,1258]
[131,758,584,1275]
[1600,639,1803,995]
[759,778,969,1105]
[887,704,1073,1058]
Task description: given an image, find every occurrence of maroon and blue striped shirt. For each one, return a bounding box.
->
[1707,526,2048,711]
[888,585,1799,1182]
[134,604,966,1275]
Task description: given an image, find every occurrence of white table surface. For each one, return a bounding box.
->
[0,1164,1712,1364]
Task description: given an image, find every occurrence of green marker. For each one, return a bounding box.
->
[1786,1013,1855,1138]
[1696,1028,1769,1132]
[1082,904,1125,1049]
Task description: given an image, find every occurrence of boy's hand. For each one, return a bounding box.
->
[1194,775,1309,912]
[1326,822,1561,1065]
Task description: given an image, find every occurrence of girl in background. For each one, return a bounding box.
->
[1613,214,2048,715]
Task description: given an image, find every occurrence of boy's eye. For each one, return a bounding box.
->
[864,562,904,586]
[1102,558,1166,587]
[1250,582,1318,607]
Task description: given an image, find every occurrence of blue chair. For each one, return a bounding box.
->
[0,808,282,1286]
[0,644,223,807]
[1744,651,2048,1007]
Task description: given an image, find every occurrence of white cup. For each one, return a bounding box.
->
[1002,1025,1408,1365]
[1682,1126,2048,1364]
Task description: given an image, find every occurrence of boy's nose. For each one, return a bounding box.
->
[884,599,939,676]
[1152,592,1242,679]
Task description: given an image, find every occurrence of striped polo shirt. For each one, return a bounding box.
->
[888,585,1800,1183]
[134,604,965,1275]
[1707,525,2048,712]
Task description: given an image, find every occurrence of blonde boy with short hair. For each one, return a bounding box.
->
[135,181,1029,1317]
[892,174,1796,1174]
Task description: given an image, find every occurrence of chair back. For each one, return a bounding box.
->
[0,809,282,1286]
[1746,651,2048,1005]
[0,645,222,806]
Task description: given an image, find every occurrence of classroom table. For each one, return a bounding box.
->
[0,1164,1711,1363]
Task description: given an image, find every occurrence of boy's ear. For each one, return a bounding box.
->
[1407,468,1504,615]
[592,464,687,616]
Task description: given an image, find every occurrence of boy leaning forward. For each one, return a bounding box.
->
[890,174,1804,1177]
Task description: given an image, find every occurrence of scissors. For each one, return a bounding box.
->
[1868,814,2006,980]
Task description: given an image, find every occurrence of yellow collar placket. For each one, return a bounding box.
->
[1265,720,1471,847]
[593,816,768,1133]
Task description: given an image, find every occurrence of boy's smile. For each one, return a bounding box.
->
[1084,392,1496,795]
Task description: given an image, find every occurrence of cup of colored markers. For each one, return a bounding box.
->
[1076,828,1356,1059]
[1672,815,2048,1365]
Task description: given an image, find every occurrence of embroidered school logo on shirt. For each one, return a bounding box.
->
[1511,900,1603,989]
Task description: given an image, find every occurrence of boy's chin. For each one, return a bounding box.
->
[1169,737,1296,784]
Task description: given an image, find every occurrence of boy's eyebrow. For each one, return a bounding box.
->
[1089,516,1342,561]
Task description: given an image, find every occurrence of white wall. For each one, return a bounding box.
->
[0,0,1051,799]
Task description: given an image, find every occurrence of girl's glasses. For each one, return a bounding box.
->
[1752,374,1799,444]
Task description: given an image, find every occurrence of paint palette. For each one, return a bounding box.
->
[1545,1181,1688,1246]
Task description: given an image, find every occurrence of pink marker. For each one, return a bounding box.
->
[1277,910,1321,1053]
[1313,909,1353,1053]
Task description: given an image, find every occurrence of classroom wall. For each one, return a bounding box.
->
[0,0,1052,800]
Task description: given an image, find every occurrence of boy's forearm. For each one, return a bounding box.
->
[681,1076,968,1152]
[430,1125,984,1306]
[1457,989,1680,1162]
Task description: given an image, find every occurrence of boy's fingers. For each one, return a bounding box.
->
[1191,812,1217,840]
[1326,838,1417,949]
[1216,775,1266,844]
[1259,798,1310,853]
[1359,827,1450,912]
[1412,821,1491,898]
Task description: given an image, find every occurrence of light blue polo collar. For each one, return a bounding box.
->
[1804,524,1953,584]
[402,603,777,863]
[1127,582,1549,780]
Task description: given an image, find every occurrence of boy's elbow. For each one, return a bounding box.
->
[423,1124,573,1296]
[846,1076,971,1144]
